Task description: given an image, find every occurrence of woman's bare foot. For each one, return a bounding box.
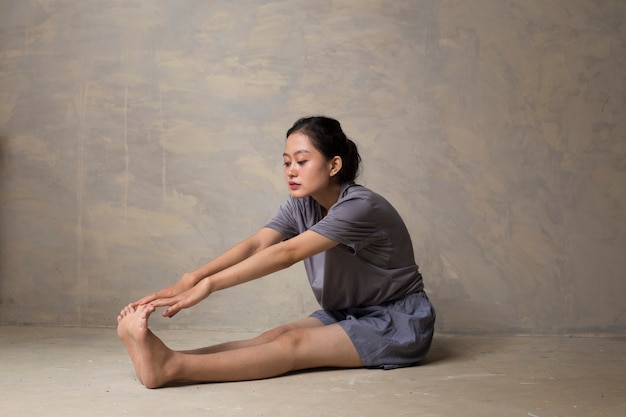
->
[117,304,144,384]
[118,304,181,388]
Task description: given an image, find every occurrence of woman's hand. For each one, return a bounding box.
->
[148,279,212,318]
[131,272,199,307]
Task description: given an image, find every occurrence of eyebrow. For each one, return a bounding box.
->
[283,149,311,158]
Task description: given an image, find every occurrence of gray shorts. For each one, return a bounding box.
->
[310,291,435,369]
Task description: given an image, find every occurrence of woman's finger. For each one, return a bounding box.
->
[148,297,176,308]
[163,304,181,318]
[131,292,161,307]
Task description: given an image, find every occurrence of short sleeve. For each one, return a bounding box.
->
[264,199,300,239]
[310,193,383,254]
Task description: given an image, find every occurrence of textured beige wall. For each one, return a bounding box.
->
[0,0,624,335]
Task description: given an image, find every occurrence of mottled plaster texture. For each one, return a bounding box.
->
[0,0,624,335]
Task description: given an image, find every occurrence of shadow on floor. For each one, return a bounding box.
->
[420,334,514,366]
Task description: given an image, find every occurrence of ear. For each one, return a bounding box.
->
[329,156,342,177]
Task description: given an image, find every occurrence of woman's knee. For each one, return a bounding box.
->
[273,328,315,357]
[255,323,299,344]
[256,318,322,344]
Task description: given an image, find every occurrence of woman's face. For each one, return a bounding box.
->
[283,131,335,200]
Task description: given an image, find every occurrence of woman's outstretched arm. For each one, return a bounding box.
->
[149,229,338,317]
[132,227,286,307]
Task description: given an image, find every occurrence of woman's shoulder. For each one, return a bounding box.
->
[332,184,388,215]
[340,182,369,197]
[340,183,387,204]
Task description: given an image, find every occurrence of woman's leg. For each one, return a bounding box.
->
[117,305,324,381]
[181,317,325,354]
[117,304,363,388]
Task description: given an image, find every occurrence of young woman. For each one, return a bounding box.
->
[117,116,435,388]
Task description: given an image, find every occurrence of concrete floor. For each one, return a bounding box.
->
[0,326,624,417]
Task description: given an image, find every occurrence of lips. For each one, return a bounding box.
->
[288,182,300,190]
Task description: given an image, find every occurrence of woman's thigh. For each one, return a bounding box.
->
[280,323,364,370]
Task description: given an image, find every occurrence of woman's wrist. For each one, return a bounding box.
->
[198,276,214,298]
[182,271,204,286]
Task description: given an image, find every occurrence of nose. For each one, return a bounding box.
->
[286,163,297,177]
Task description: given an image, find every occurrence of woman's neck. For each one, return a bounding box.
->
[312,182,342,213]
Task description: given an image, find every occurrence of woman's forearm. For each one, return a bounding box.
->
[206,229,338,294]
[188,228,284,285]
[205,241,294,293]
[188,239,258,283]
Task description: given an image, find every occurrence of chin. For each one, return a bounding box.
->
[289,190,308,199]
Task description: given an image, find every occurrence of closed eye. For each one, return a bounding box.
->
[283,159,307,167]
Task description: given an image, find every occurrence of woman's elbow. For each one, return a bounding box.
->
[272,242,301,269]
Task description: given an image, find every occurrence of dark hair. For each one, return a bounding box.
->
[286,116,361,183]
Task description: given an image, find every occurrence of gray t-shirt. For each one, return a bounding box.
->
[265,183,424,310]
